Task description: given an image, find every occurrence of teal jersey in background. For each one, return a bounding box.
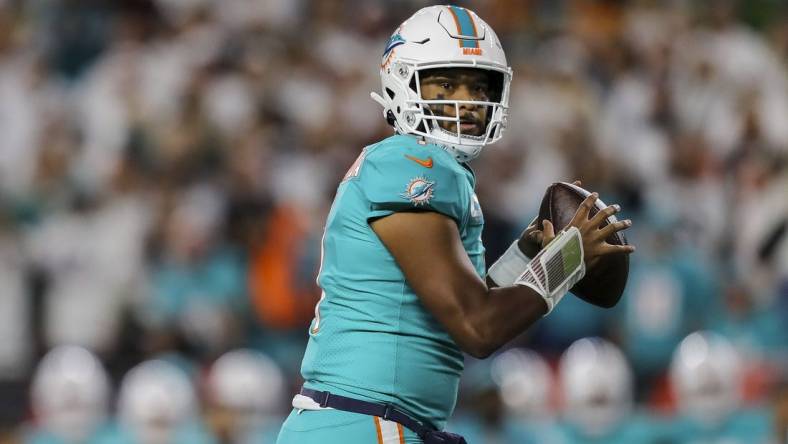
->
[300,134,485,429]
[448,414,554,444]
[555,412,663,444]
[21,422,120,444]
[665,407,774,444]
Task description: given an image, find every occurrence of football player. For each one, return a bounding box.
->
[206,349,286,444]
[667,331,772,443]
[117,360,214,444]
[449,348,561,443]
[277,5,634,444]
[556,338,658,444]
[24,346,113,444]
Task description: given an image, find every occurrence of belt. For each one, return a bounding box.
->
[299,387,435,438]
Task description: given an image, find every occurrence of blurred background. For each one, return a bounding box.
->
[0,0,786,443]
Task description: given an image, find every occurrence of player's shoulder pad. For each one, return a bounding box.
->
[367,134,463,176]
[360,134,471,224]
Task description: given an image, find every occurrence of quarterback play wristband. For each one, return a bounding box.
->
[515,227,586,314]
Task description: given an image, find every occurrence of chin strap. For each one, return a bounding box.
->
[514,226,586,314]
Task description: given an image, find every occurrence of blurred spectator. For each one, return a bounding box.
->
[140,183,246,357]
[25,186,152,353]
[0,207,29,378]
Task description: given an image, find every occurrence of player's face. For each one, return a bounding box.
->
[419,68,491,137]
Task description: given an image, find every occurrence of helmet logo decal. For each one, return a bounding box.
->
[382,34,406,68]
[400,176,435,206]
[383,34,406,58]
[448,6,481,52]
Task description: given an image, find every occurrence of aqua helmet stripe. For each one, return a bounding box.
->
[448,6,479,49]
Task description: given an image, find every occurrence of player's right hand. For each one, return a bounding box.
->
[563,193,635,269]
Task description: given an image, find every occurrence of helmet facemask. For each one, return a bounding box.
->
[383,62,509,161]
[419,67,505,138]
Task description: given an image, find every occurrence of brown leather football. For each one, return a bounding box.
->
[538,182,630,308]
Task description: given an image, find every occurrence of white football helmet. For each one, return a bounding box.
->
[559,338,633,437]
[118,360,197,444]
[670,331,742,426]
[490,348,553,419]
[31,346,110,443]
[371,5,513,162]
[207,349,285,421]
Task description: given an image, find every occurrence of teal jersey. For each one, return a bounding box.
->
[300,134,485,429]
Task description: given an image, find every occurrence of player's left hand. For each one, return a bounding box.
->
[517,180,582,257]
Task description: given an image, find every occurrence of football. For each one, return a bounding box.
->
[538,182,630,308]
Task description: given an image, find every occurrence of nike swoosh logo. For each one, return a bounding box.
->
[405,155,433,168]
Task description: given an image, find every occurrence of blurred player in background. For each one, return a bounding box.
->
[556,337,658,444]
[277,5,634,444]
[667,331,772,443]
[449,348,560,443]
[117,360,214,444]
[23,346,113,444]
[205,349,286,444]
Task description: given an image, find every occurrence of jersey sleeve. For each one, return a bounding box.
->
[360,146,469,226]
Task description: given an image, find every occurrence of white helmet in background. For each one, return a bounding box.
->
[118,360,196,444]
[490,348,553,419]
[371,5,513,162]
[208,349,285,421]
[670,331,742,426]
[559,338,633,437]
[31,346,110,443]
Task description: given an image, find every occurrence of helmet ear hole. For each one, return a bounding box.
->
[386,110,396,127]
[488,71,504,102]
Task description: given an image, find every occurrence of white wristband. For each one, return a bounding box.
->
[487,239,531,287]
[487,216,539,286]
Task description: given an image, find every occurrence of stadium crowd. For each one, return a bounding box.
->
[0,0,786,442]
